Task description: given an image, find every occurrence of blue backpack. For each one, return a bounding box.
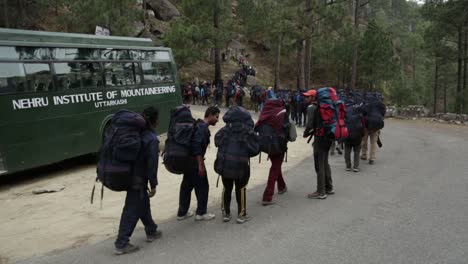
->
[96,110,146,192]
[214,107,260,180]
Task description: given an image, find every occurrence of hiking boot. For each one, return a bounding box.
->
[361,156,367,161]
[278,187,288,195]
[222,213,232,222]
[326,190,335,195]
[336,147,343,155]
[177,211,194,221]
[114,243,139,255]
[307,192,327,199]
[369,160,375,165]
[346,167,352,171]
[146,230,162,242]
[236,214,252,224]
[353,167,360,172]
[195,213,216,221]
[262,200,276,206]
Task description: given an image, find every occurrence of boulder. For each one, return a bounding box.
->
[146,0,181,21]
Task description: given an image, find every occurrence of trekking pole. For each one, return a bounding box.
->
[307,135,313,144]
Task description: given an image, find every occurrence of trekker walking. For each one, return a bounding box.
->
[177,106,220,221]
[255,100,295,205]
[361,98,386,164]
[109,107,162,255]
[344,105,365,172]
[214,106,260,224]
[303,89,334,199]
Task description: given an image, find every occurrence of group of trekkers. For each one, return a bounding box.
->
[95,86,386,255]
[182,65,256,107]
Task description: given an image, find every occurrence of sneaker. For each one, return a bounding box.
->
[278,187,288,195]
[146,230,162,242]
[236,214,252,224]
[353,168,360,172]
[326,190,335,195]
[307,192,327,199]
[195,213,216,221]
[222,213,232,222]
[114,243,139,255]
[262,200,276,206]
[177,211,194,221]
[361,156,367,161]
[369,160,375,165]
[346,167,352,171]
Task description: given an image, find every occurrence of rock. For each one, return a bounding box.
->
[146,0,181,21]
[32,184,65,194]
[132,21,145,37]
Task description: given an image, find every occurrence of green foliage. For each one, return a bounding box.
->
[57,0,142,36]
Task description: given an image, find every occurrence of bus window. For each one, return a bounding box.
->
[0,62,27,93]
[54,63,82,90]
[0,46,20,60]
[53,48,101,60]
[142,51,170,61]
[81,63,103,87]
[101,49,130,60]
[17,47,52,60]
[142,62,174,84]
[104,62,141,87]
[24,63,53,92]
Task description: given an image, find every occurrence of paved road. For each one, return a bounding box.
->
[16,120,468,264]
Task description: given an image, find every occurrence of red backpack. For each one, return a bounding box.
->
[315,87,348,139]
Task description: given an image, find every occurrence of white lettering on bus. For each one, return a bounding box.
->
[94,99,128,108]
[12,97,49,110]
[120,85,176,98]
[53,92,103,105]
[12,86,175,110]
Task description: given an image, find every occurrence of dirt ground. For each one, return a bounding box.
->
[0,105,313,263]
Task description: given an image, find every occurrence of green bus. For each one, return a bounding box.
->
[0,28,182,175]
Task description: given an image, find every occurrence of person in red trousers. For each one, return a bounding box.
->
[256,99,295,206]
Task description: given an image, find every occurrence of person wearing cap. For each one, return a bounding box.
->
[303,89,334,200]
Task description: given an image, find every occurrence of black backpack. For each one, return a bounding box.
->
[163,106,197,174]
[96,110,147,192]
[345,105,365,140]
[214,107,260,180]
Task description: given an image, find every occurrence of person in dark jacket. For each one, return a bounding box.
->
[114,106,161,255]
[303,89,334,200]
[344,105,365,172]
[177,106,220,221]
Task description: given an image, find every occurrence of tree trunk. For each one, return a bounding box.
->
[456,26,463,114]
[213,0,222,82]
[304,0,313,90]
[444,79,447,113]
[350,0,360,92]
[274,33,283,92]
[297,39,306,91]
[305,38,312,90]
[463,19,467,113]
[433,59,439,114]
[2,0,9,27]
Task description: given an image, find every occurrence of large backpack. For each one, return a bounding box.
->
[315,87,348,140]
[96,110,147,191]
[256,100,289,156]
[163,106,197,174]
[365,100,385,130]
[214,107,260,180]
[345,104,365,140]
